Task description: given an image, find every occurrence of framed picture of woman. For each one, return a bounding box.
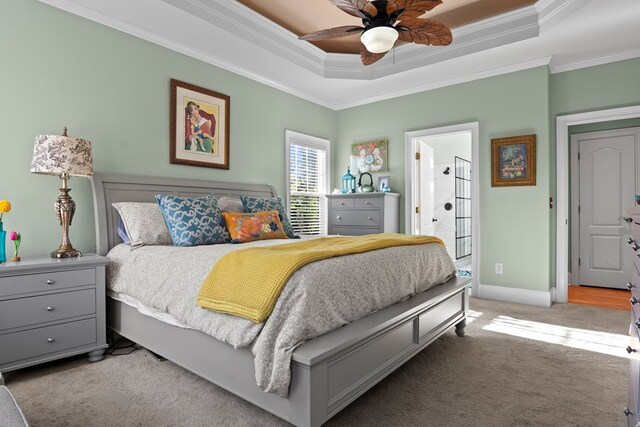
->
[170,79,230,169]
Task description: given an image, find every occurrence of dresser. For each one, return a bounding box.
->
[627,208,640,426]
[0,255,109,373]
[326,193,400,236]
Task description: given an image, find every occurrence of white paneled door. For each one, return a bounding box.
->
[573,128,640,289]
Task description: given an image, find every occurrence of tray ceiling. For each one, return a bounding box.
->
[238,0,536,54]
[37,0,640,109]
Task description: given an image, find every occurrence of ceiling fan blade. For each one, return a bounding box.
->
[329,0,378,19]
[299,25,363,41]
[387,0,442,19]
[360,44,387,66]
[396,17,452,46]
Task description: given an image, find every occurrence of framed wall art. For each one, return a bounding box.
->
[351,139,388,173]
[170,79,230,169]
[491,134,536,187]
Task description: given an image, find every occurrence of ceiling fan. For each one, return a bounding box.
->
[299,0,452,66]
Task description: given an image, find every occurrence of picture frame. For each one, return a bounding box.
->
[376,175,391,192]
[170,79,230,170]
[352,139,388,173]
[491,134,536,187]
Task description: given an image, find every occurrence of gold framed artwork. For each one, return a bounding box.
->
[351,139,388,173]
[170,79,230,169]
[491,134,536,187]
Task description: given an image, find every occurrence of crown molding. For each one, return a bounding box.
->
[36,0,336,109]
[549,48,640,74]
[333,57,553,110]
[36,0,640,111]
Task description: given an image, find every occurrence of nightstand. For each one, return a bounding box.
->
[326,193,400,236]
[0,255,109,373]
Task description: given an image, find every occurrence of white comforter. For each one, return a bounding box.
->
[106,236,455,396]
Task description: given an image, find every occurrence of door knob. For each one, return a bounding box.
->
[432,218,438,222]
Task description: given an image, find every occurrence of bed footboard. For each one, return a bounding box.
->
[107,276,469,427]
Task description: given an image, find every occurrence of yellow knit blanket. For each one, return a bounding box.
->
[197,233,444,323]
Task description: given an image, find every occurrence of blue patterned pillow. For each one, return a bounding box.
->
[240,196,298,239]
[155,194,230,246]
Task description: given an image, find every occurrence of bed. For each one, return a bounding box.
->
[91,173,470,427]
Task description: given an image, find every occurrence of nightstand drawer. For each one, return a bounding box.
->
[355,198,382,209]
[331,198,354,209]
[0,268,95,297]
[0,289,96,331]
[331,210,380,227]
[0,318,96,365]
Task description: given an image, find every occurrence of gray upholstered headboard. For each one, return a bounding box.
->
[90,173,277,256]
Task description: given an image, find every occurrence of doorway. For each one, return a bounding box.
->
[570,127,640,290]
[405,122,479,295]
[556,105,640,303]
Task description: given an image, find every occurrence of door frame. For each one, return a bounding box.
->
[570,128,640,287]
[405,122,480,297]
[556,105,640,302]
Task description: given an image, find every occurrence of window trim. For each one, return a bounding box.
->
[285,130,331,235]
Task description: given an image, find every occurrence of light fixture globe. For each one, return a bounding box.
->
[360,26,399,54]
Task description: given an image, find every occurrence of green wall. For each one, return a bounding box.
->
[336,67,552,291]
[0,0,337,258]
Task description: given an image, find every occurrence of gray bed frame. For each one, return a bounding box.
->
[90,173,470,427]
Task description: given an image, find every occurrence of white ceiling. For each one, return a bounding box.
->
[39,0,640,110]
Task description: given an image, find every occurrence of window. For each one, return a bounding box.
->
[285,130,330,235]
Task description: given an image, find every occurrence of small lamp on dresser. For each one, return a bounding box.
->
[30,127,94,258]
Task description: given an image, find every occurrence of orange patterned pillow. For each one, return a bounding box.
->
[222,210,288,243]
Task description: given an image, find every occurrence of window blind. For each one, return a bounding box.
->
[286,133,329,235]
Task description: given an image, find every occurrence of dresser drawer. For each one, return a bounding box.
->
[331,198,354,209]
[354,197,382,209]
[0,289,96,331]
[0,268,95,297]
[0,318,97,365]
[329,226,381,236]
[331,210,380,227]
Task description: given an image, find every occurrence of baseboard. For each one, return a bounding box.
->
[477,283,554,308]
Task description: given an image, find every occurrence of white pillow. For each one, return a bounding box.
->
[112,202,172,247]
[217,196,245,213]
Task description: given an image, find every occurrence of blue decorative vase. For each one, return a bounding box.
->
[0,222,6,263]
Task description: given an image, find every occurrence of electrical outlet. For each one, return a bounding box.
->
[495,263,503,274]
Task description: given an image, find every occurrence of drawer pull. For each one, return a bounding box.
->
[633,243,640,251]
[628,282,636,290]
[336,216,342,220]
[47,338,55,343]
[46,279,55,285]
[46,306,55,312]
[631,297,640,306]
[622,217,633,223]
[367,216,373,221]
[339,202,345,206]
[365,201,371,205]
[627,346,637,354]
[624,407,633,416]
[628,237,635,245]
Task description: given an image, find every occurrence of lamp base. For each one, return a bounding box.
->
[51,245,82,259]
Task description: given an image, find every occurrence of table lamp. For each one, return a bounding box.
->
[30,128,94,258]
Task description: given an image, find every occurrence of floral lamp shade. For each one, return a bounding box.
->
[30,133,93,177]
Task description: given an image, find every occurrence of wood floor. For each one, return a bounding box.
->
[568,285,630,311]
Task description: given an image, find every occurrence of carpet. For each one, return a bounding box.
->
[3,298,629,426]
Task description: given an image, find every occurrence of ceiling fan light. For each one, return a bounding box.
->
[360,26,399,54]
